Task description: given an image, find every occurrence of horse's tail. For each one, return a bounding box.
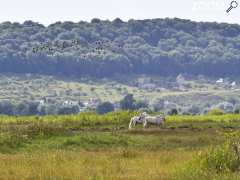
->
[161,115,166,126]
[162,114,166,122]
[156,115,165,125]
[158,114,166,121]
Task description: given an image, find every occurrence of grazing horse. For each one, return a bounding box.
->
[129,116,144,129]
[140,112,165,128]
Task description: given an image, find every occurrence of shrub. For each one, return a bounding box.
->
[214,102,234,113]
[96,102,114,114]
[169,108,178,115]
[208,108,225,116]
[134,100,149,110]
[174,132,240,179]
[201,132,240,173]
[234,109,240,114]
[120,94,136,110]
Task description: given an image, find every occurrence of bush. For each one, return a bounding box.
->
[202,132,240,173]
[234,109,240,114]
[120,94,136,110]
[58,105,80,115]
[208,108,225,116]
[135,100,148,109]
[96,102,114,114]
[214,102,234,113]
[168,108,178,115]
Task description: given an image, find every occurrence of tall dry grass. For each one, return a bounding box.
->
[0,149,195,180]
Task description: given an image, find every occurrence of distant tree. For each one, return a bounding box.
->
[37,105,47,115]
[91,18,101,24]
[233,104,240,114]
[120,94,136,110]
[96,102,114,114]
[182,111,191,115]
[113,18,124,26]
[90,87,95,92]
[227,97,238,105]
[0,101,15,115]
[169,108,178,115]
[0,19,240,78]
[153,99,165,112]
[135,100,149,110]
[58,105,79,115]
[78,101,84,107]
[187,105,201,115]
[16,102,30,115]
[234,109,240,114]
[28,102,39,115]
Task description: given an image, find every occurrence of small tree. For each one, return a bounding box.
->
[120,94,136,110]
[96,102,114,114]
[234,109,240,114]
[135,100,149,110]
[169,108,178,115]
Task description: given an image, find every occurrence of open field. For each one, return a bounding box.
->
[0,112,240,179]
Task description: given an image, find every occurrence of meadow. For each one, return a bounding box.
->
[0,111,240,179]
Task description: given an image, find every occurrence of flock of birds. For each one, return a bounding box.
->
[32,39,124,59]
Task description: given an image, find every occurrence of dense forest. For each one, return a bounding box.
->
[0,18,240,77]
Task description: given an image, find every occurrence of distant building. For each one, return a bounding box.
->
[231,81,237,89]
[176,74,185,84]
[39,100,45,105]
[41,97,49,103]
[231,81,236,87]
[62,100,79,106]
[83,98,101,109]
[216,78,224,84]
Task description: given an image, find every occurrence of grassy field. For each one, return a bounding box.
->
[0,112,240,179]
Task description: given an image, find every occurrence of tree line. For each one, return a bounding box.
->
[0,94,148,116]
[0,18,240,77]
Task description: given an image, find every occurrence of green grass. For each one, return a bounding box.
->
[0,111,240,179]
[168,114,240,123]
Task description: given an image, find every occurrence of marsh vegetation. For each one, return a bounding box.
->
[0,111,240,179]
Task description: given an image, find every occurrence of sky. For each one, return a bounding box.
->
[0,0,239,25]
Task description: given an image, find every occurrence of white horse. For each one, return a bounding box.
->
[140,112,165,128]
[128,115,145,129]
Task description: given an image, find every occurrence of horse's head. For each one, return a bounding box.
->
[141,112,147,117]
[138,112,148,122]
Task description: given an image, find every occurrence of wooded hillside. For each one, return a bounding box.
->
[0,18,240,77]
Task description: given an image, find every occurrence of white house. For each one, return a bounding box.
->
[216,78,224,84]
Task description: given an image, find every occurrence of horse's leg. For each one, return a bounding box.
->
[158,120,161,128]
[143,119,147,128]
[161,119,165,128]
[159,121,164,128]
[133,120,137,127]
[158,122,161,128]
[129,119,133,129]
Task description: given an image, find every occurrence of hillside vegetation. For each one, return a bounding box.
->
[1,18,240,77]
